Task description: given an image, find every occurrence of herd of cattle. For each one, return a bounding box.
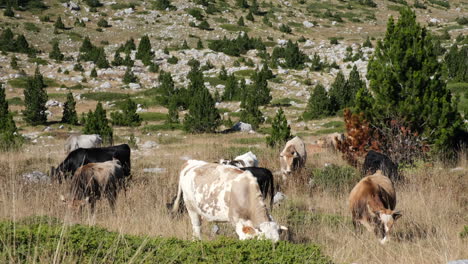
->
[50,134,401,244]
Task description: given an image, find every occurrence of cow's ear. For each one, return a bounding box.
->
[242,226,256,235]
[392,211,402,220]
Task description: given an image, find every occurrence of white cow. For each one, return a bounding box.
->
[280,136,307,180]
[219,151,259,168]
[172,160,286,242]
[65,134,103,154]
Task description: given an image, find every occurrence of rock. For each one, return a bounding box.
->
[100,82,112,89]
[179,156,191,161]
[278,67,289,74]
[448,261,468,264]
[129,83,141,90]
[429,18,440,24]
[450,167,465,172]
[141,140,158,149]
[231,122,253,132]
[331,21,337,26]
[304,40,315,48]
[58,125,64,129]
[43,126,52,132]
[46,100,61,107]
[303,21,314,28]
[82,17,90,22]
[68,1,80,11]
[22,171,50,183]
[123,8,134,14]
[211,224,220,235]
[277,39,287,46]
[273,192,286,205]
[143,168,167,173]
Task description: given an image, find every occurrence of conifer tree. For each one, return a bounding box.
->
[0,28,14,52]
[236,0,248,8]
[250,0,259,14]
[49,42,64,61]
[328,71,348,112]
[363,36,373,48]
[240,84,263,129]
[181,40,189,49]
[158,70,175,106]
[136,35,153,66]
[237,16,245,26]
[90,67,98,78]
[356,8,466,153]
[23,67,48,126]
[80,36,94,53]
[246,10,254,21]
[303,83,332,120]
[83,102,113,144]
[123,66,138,84]
[346,65,364,107]
[4,3,14,17]
[196,39,204,49]
[251,70,271,106]
[266,108,292,147]
[222,74,239,101]
[110,96,141,127]
[0,84,21,150]
[95,47,109,68]
[61,92,78,125]
[112,50,124,66]
[15,35,31,54]
[10,56,18,70]
[165,97,179,125]
[284,40,306,69]
[54,16,65,30]
[445,44,467,82]
[183,62,220,133]
[218,65,228,80]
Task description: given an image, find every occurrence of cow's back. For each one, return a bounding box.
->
[283,136,307,160]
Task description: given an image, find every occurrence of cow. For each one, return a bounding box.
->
[349,170,402,244]
[65,134,103,154]
[280,136,307,180]
[51,144,131,184]
[219,151,258,168]
[171,160,287,242]
[363,150,400,182]
[167,166,275,213]
[60,159,124,213]
[317,132,344,151]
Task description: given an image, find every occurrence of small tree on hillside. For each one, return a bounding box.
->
[222,74,240,101]
[266,108,292,147]
[158,70,175,106]
[237,16,245,26]
[4,4,14,17]
[0,84,22,150]
[136,35,153,65]
[110,97,141,127]
[61,92,78,125]
[303,83,332,120]
[49,42,64,62]
[83,102,113,144]
[165,97,179,125]
[90,67,98,78]
[251,69,271,106]
[240,84,264,129]
[346,65,364,107]
[23,67,48,126]
[328,71,348,112]
[54,16,66,30]
[123,66,138,84]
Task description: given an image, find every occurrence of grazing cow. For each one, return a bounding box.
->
[51,144,131,184]
[349,171,402,244]
[60,159,124,213]
[65,134,103,154]
[280,136,307,180]
[167,166,275,213]
[363,150,400,182]
[172,160,287,242]
[220,151,258,168]
[318,132,344,150]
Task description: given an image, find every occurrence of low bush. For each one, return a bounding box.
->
[311,165,360,191]
[0,216,332,263]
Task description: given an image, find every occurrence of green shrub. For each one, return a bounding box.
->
[139,112,167,121]
[427,0,449,8]
[266,108,292,147]
[82,92,128,101]
[110,97,142,127]
[311,165,360,191]
[0,216,332,263]
[24,22,40,32]
[187,8,204,20]
[460,225,468,239]
[279,23,292,33]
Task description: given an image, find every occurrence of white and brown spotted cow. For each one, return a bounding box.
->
[349,170,402,244]
[280,136,307,180]
[172,160,287,242]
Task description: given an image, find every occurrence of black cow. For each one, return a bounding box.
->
[51,144,131,183]
[168,166,275,214]
[362,150,400,182]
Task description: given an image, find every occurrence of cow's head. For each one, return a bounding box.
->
[280,146,299,179]
[369,205,402,244]
[258,222,288,243]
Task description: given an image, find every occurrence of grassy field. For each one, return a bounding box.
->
[0,132,466,263]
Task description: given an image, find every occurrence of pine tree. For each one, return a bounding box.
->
[222,74,239,101]
[23,67,48,126]
[445,44,467,82]
[136,35,153,65]
[284,40,306,69]
[10,56,18,70]
[110,96,141,127]
[251,70,271,106]
[54,16,65,30]
[237,16,245,26]
[250,0,259,14]
[83,102,113,144]
[153,0,173,10]
[0,84,22,150]
[181,40,189,49]
[328,71,348,112]
[236,0,248,8]
[357,8,466,153]
[158,70,175,106]
[123,66,138,84]
[165,97,179,125]
[15,35,31,54]
[363,36,373,48]
[4,3,14,17]
[80,36,94,54]
[240,83,264,129]
[90,67,98,78]
[61,92,78,125]
[246,11,254,21]
[183,62,220,133]
[346,65,364,107]
[196,39,204,49]
[218,65,228,80]
[95,47,109,68]
[97,18,109,28]
[0,28,14,52]
[112,50,124,66]
[303,83,332,120]
[266,108,292,147]
[49,42,64,61]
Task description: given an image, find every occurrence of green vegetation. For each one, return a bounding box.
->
[23,22,40,32]
[0,28,36,55]
[142,123,183,132]
[0,216,332,263]
[135,35,154,66]
[266,108,292,147]
[82,102,113,144]
[82,92,128,101]
[0,84,22,151]
[208,33,265,57]
[152,0,175,10]
[219,24,251,32]
[61,92,78,125]
[460,225,468,239]
[49,41,64,62]
[230,137,265,145]
[303,83,332,120]
[139,112,167,121]
[23,67,48,126]
[427,0,449,8]
[79,37,109,68]
[311,165,360,191]
[110,97,142,127]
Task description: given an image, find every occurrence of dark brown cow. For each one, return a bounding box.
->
[349,170,402,244]
[60,159,124,214]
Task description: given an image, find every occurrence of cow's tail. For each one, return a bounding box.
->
[269,174,275,210]
[171,181,183,214]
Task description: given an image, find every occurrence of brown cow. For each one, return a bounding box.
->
[60,159,124,214]
[349,170,402,244]
[280,136,307,180]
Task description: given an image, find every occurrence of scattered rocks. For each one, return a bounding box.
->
[22,171,50,183]
[141,140,158,149]
[100,82,112,89]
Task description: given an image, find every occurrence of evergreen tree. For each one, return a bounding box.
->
[136,35,153,65]
[97,18,109,28]
[158,70,175,106]
[90,67,98,78]
[250,0,259,14]
[240,83,264,129]
[112,50,124,66]
[165,97,179,125]
[4,3,14,17]
[95,47,109,68]
[123,66,138,84]
[10,56,18,70]
[183,62,220,133]
[54,16,65,30]
[236,0,248,8]
[0,84,22,150]
[196,39,204,49]
[445,44,467,82]
[49,42,64,61]
[123,53,134,67]
[251,69,271,106]
[80,36,94,54]
[181,40,189,49]
[0,28,14,52]
[303,83,332,120]
[357,8,466,153]
[23,67,48,126]
[110,96,141,127]
[328,71,348,112]
[246,11,254,22]
[61,92,78,125]
[153,0,173,10]
[15,35,31,54]
[222,74,239,101]
[284,40,306,69]
[198,20,210,30]
[237,16,245,27]
[363,36,373,48]
[346,65,364,107]
[83,102,113,144]
[266,108,292,147]
[218,65,228,81]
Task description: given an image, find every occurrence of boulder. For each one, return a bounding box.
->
[231,122,253,132]
[129,83,141,90]
[303,21,314,28]
[100,82,112,89]
[22,171,50,183]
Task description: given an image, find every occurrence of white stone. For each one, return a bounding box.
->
[277,39,287,46]
[46,100,61,107]
[22,171,50,183]
[100,82,112,89]
[273,192,286,205]
[129,83,141,90]
[303,21,314,28]
[303,40,315,48]
[231,122,253,132]
[141,140,158,149]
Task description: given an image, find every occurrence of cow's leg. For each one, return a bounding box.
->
[187,209,202,240]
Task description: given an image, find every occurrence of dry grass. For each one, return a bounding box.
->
[0,132,467,263]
